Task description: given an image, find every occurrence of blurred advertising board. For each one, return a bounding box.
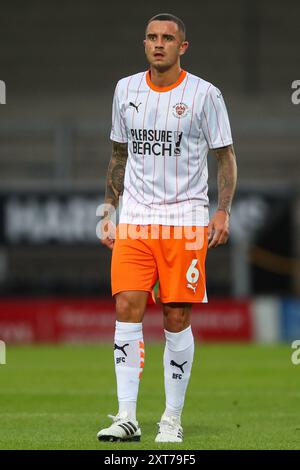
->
[281,299,300,341]
[0,298,252,343]
[0,187,292,247]
[0,192,100,246]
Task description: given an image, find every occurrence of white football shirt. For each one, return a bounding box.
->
[110,70,233,226]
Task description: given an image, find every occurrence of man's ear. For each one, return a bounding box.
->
[179,41,189,56]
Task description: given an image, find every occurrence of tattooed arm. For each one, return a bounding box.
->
[208,144,237,248]
[103,141,128,213]
[101,141,128,249]
[215,144,237,216]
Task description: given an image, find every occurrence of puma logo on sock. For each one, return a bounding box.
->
[170,360,187,374]
[114,343,130,356]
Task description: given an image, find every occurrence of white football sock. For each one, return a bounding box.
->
[114,321,144,421]
[163,325,194,421]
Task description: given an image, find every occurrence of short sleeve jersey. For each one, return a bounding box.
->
[110,70,233,226]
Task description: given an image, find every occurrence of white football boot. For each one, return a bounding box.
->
[155,414,183,443]
[97,411,141,442]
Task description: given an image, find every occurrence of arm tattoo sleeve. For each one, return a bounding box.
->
[103,141,128,217]
[214,144,237,215]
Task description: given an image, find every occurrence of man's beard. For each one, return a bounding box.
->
[151,61,173,73]
[146,50,177,73]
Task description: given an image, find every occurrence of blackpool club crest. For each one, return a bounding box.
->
[172,102,190,118]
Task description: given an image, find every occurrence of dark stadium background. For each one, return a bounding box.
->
[0,0,299,342]
[1,0,300,452]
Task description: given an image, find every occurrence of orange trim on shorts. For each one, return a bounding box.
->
[146,70,187,92]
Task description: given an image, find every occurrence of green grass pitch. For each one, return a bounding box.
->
[0,343,300,450]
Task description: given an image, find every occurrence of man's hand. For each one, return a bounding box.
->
[100,218,116,250]
[208,210,230,248]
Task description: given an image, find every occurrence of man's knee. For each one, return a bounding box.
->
[163,303,192,332]
[115,291,146,322]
